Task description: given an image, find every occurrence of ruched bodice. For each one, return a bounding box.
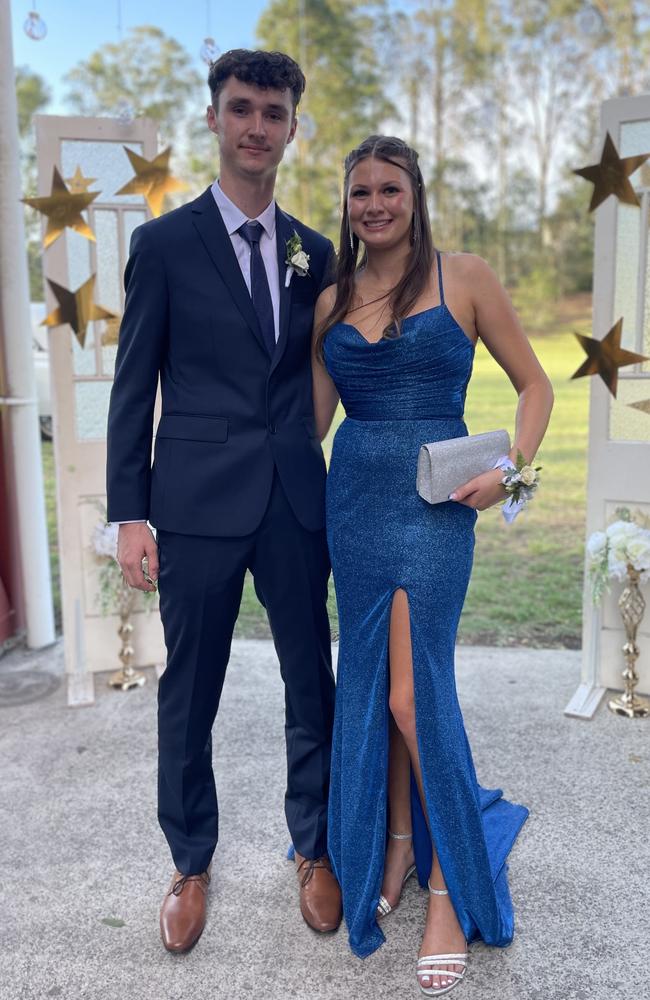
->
[323,259,528,960]
[323,305,475,422]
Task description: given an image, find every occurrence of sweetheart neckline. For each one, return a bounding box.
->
[335,303,476,350]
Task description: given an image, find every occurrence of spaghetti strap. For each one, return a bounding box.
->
[436,250,445,306]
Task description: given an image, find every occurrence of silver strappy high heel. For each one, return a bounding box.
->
[416,881,468,996]
[376,830,417,918]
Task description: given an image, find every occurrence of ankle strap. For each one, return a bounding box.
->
[427,879,449,895]
[388,830,412,840]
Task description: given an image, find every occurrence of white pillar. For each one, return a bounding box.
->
[0,0,55,648]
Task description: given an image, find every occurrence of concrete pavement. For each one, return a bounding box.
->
[0,639,648,1000]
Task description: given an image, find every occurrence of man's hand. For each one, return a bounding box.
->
[449,468,508,511]
[117,523,159,592]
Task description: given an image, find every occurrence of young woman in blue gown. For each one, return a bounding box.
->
[310,136,553,995]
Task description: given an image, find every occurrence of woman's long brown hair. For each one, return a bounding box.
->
[315,135,435,360]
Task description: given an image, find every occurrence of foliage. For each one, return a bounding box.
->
[15,67,51,300]
[256,0,396,239]
[64,26,203,143]
[15,67,51,139]
[16,2,650,297]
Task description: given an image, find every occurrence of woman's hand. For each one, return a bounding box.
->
[449,468,507,511]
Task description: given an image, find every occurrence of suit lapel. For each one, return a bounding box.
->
[190,188,266,355]
[270,206,296,374]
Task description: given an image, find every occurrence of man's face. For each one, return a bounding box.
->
[207,77,297,180]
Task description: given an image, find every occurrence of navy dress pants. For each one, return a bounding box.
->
[155,471,335,875]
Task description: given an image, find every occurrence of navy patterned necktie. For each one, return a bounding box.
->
[237,221,276,356]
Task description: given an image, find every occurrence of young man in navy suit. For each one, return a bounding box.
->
[106,49,340,952]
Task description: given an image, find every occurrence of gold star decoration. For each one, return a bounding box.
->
[65,166,98,194]
[22,166,98,248]
[101,316,122,346]
[115,146,187,217]
[571,318,650,397]
[629,398,650,416]
[41,275,117,349]
[573,132,650,212]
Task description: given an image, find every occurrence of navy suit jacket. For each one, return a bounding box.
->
[106,187,335,536]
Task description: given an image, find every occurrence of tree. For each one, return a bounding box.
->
[256,0,396,237]
[64,26,203,143]
[585,0,650,96]
[16,67,51,139]
[16,68,51,300]
[408,1,500,215]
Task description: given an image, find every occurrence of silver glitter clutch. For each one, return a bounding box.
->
[417,429,511,505]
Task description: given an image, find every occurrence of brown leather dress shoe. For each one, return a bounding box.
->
[160,870,210,952]
[294,852,342,933]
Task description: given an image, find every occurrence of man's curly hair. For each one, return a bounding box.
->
[208,49,306,112]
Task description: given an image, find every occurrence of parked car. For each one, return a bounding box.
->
[31,302,52,440]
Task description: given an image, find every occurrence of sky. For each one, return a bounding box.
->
[11,0,276,111]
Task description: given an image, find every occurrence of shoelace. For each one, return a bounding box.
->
[170,872,210,896]
[297,857,330,888]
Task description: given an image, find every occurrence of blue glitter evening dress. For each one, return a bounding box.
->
[323,252,529,959]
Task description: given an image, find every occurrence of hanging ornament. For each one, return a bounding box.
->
[41,275,117,349]
[23,8,47,40]
[573,132,650,212]
[299,113,317,141]
[199,0,218,64]
[115,146,188,217]
[22,166,98,249]
[576,6,603,35]
[200,37,220,64]
[65,166,98,194]
[570,318,650,397]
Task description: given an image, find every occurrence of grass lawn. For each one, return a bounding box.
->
[41,295,592,648]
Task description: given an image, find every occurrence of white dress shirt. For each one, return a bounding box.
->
[211,178,280,342]
[115,181,281,525]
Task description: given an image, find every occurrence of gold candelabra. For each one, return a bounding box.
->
[608,563,649,718]
[108,579,146,691]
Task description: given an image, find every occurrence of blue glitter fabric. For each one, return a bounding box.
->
[323,260,529,960]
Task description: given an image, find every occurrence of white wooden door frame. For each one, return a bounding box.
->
[35,115,166,706]
[565,95,650,718]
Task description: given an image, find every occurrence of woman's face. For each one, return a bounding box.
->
[347,156,414,251]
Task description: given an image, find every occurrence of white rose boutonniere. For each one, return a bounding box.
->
[285,230,310,287]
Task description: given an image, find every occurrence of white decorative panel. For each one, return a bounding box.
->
[74,381,112,441]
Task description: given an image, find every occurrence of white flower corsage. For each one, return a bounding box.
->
[493,450,542,523]
[284,230,310,287]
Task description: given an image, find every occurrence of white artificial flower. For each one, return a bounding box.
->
[606,521,635,554]
[586,531,607,563]
[625,531,650,573]
[607,552,628,581]
[606,519,638,545]
[92,521,118,560]
[290,249,310,275]
[520,466,537,486]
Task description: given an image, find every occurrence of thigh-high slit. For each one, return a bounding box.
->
[325,413,529,959]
